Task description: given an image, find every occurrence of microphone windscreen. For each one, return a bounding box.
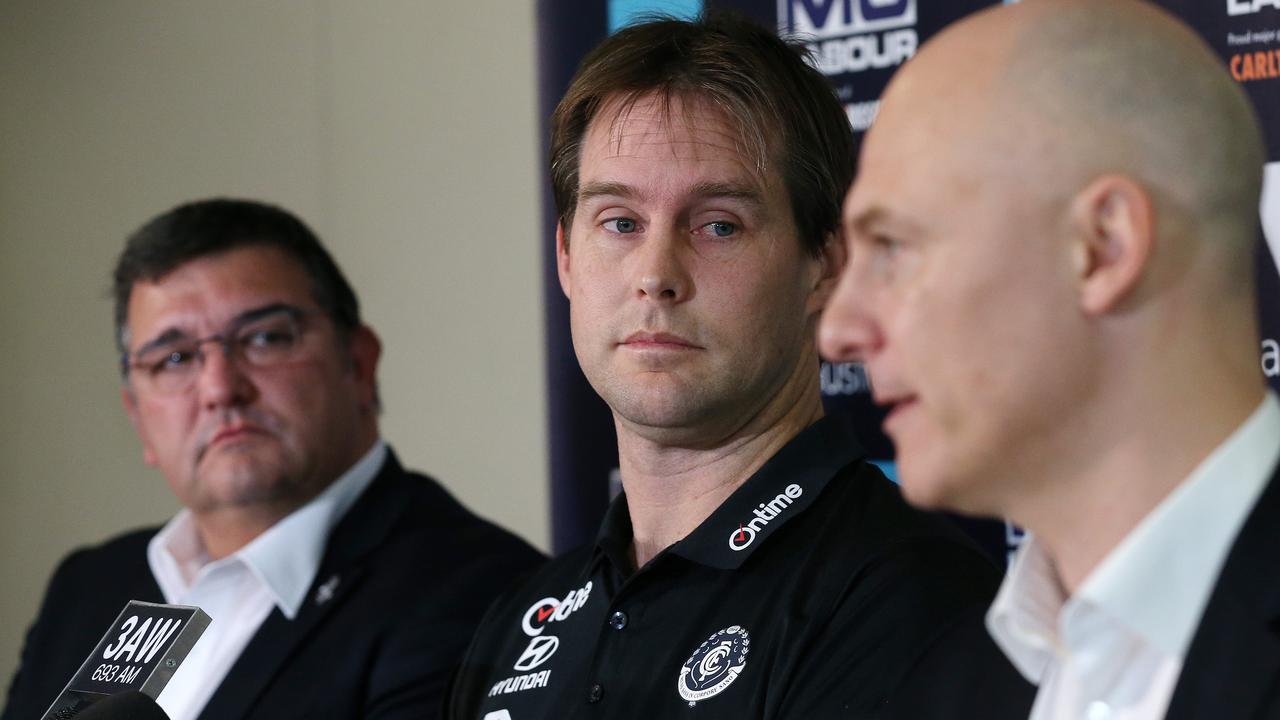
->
[74,692,170,720]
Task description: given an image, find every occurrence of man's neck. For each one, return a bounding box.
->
[616,395,824,570]
[1018,374,1266,594]
[194,503,294,561]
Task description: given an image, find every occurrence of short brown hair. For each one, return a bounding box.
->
[549,11,855,255]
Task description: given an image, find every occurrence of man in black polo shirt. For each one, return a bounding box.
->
[446,13,1000,719]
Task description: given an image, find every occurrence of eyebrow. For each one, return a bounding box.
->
[577,180,765,209]
[132,303,304,357]
[846,205,923,238]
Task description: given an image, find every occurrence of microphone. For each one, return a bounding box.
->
[41,601,210,719]
[70,692,169,720]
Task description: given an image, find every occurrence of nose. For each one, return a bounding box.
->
[194,340,256,410]
[817,265,883,363]
[632,229,691,303]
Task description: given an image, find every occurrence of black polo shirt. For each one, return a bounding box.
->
[446,416,1001,719]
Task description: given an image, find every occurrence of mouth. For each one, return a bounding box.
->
[877,393,920,435]
[207,423,270,450]
[619,331,702,351]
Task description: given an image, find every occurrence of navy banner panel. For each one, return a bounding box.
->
[539,0,1280,556]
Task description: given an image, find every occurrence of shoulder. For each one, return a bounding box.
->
[444,547,594,719]
[43,526,161,595]
[362,465,546,570]
[330,464,547,625]
[881,607,1036,720]
[776,459,1000,589]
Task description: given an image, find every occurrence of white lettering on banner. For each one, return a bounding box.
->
[1263,339,1279,377]
[1261,164,1280,279]
[1228,0,1280,16]
[845,101,880,132]
[728,484,804,551]
[484,710,513,720]
[784,0,917,39]
[821,361,872,396]
[808,29,917,76]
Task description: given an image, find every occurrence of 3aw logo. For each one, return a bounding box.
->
[727,483,804,551]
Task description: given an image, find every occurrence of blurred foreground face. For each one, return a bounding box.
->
[818,67,1087,514]
[560,93,825,439]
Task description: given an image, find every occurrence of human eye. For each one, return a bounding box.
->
[236,316,298,361]
[143,347,197,377]
[602,217,640,234]
[700,220,738,238]
[238,318,299,351]
[871,233,900,254]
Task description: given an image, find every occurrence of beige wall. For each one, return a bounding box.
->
[0,0,548,689]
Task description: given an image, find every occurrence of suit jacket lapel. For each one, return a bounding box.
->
[195,452,412,720]
[1165,463,1280,720]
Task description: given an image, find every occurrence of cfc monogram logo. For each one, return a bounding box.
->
[677,626,751,706]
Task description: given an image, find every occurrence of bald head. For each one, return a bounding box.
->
[820,0,1268,520]
[895,0,1264,280]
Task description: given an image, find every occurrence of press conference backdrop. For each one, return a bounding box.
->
[540,0,1280,554]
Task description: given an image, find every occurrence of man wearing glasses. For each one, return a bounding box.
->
[1,199,544,720]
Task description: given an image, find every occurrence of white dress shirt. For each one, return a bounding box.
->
[988,393,1280,720]
[146,441,387,720]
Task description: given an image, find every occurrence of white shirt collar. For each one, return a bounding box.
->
[148,440,387,620]
[988,392,1280,682]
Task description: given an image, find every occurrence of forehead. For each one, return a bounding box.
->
[579,93,772,189]
[847,70,997,225]
[126,245,313,338]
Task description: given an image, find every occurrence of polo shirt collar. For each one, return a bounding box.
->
[593,415,865,573]
[149,440,387,620]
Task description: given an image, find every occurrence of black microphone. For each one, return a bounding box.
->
[70,691,169,720]
[41,601,210,719]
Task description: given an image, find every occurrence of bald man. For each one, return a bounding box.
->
[819,0,1277,718]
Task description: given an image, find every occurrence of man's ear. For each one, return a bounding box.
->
[347,325,382,412]
[556,222,572,300]
[1067,174,1155,315]
[120,385,158,466]
[807,230,848,315]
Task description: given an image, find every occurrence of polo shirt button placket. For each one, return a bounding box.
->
[608,610,628,630]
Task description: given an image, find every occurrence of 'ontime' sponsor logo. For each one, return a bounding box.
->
[727,484,804,551]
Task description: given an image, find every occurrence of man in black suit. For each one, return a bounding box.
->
[1,199,544,720]
[820,0,1277,718]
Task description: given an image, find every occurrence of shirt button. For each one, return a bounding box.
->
[1086,701,1111,720]
[587,683,604,703]
[608,610,628,630]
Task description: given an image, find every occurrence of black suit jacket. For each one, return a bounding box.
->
[1165,463,1280,719]
[888,464,1280,720]
[1,450,545,720]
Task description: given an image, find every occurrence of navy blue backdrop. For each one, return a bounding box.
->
[538,0,1280,556]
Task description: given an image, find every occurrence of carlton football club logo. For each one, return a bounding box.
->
[677,626,751,706]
